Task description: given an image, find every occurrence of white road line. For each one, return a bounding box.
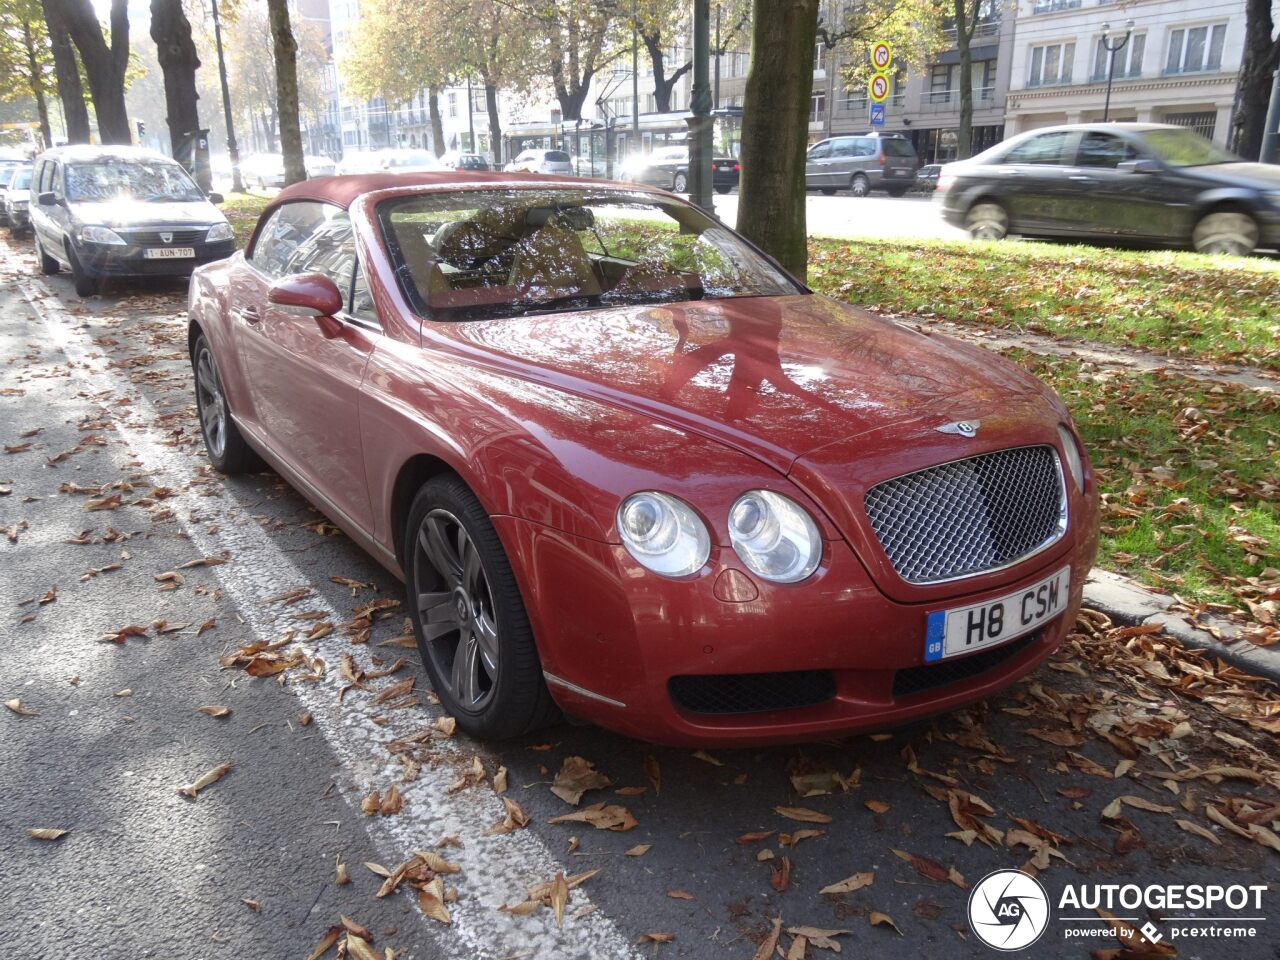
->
[13,270,640,960]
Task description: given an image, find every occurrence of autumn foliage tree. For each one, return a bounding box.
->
[0,0,55,147]
[48,0,132,144]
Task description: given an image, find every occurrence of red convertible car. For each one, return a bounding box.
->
[188,171,1099,745]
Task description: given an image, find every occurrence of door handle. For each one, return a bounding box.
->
[238,306,260,324]
[1069,175,1097,183]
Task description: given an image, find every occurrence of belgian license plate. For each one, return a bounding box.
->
[144,247,195,259]
[892,168,910,177]
[924,566,1070,662]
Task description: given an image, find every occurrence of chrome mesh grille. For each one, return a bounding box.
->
[863,445,1065,584]
[118,228,206,245]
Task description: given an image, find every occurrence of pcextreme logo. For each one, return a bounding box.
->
[968,870,1269,951]
[968,869,1050,950]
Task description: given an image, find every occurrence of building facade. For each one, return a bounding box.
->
[1005,0,1255,146]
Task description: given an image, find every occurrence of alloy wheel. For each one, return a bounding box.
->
[850,175,869,197]
[966,202,1008,241]
[1192,212,1258,257]
[414,508,500,711]
[195,345,227,459]
[673,172,688,193]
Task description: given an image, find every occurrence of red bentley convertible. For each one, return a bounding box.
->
[187,171,1099,745]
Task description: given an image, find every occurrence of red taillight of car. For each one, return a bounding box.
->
[878,153,886,166]
[733,163,740,171]
[936,173,955,195]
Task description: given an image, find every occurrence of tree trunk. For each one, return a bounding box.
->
[57,0,132,144]
[428,85,445,156]
[21,18,53,147]
[149,0,201,164]
[954,0,975,160]
[41,0,91,143]
[737,0,818,280]
[641,30,692,113]
[1231,0,1278,159]
[554,74,594,121]
[484,81,502,164]
[266,0,306,184]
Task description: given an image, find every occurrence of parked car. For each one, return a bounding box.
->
[186,169,1098,745]
[441,152,491,172]
[305,155,337,179]
[915,163,942,193]
[373,148,447,173]
[30,145,234,297]
[5,164,33,235]
[938,123,1280,256]
[507,148,573,175]
[242,153,287,190]
[622,146,740,194]
[0,161,31,228]
[570,155,608,178]
[805,133,919,197]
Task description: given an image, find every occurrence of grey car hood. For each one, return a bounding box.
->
[1183,162,1280,191]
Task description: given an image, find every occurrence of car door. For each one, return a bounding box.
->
[1069,131,1195,240]
[996,130,1079,234]
[805,141,833,188]
[235,200,377,532]
[31,160,64,259]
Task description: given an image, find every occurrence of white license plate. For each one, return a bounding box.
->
[924,566,1070,662]
[144,247,195,259]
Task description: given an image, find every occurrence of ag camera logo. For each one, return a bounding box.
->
[968,869,1050,950]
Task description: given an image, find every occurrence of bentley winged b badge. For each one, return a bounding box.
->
[935,420,980,438]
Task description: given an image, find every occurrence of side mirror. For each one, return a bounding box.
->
[1118,158,1161,175]
[208,192,224,204]
[37,191,57,205]
[268,273,344,329]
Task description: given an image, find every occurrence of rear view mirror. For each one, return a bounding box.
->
[268,273,344,321]
[37,191,57,205]
[1118,158,1160,175]
[208,192,224,204]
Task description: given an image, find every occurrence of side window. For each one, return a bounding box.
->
[807,142,831,160]
[50,162,64,201]
[1004,131,1071,166]
[1075,132,1138,168]
[350,259,378,323]
[249,201,330,279]
[853,138,876,158]
[829,139,854,158]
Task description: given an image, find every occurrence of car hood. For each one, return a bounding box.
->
[1183,162,1280,190]
[69,199,225,227]
[440,294,1058,473]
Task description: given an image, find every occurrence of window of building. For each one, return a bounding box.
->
[930,63,955,103]
[1163,110,1216,141]
[975,59,997,99]
[1092,33,1145,81]
[1028,41,1074,86]
[1031,0,1080,13]
[814,42,825,72]
[809,91,826,122]
[447,91,458,118]
[1165,24,1226,74]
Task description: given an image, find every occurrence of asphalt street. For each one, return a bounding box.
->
[712,191,966,242]
[1,233,1276,960]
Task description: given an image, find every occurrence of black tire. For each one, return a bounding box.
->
[191,332,265,474]
[887,185,908,198]
[35,235,58,275]
[672,170,688,193]
[68,245,98,297]
[849,174,870,197]
[714,185,730,195]
[405,474,558,740]
[820,187,836,196]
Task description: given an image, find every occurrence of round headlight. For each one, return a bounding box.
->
[728,490,821,583]
[1057,424,1084,492]
[617,492,710,578]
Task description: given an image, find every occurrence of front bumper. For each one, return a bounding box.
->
[495,486,1099,746]
[7,206,28,229]
[75,238,236,278]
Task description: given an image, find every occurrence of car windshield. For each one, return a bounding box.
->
[381,188,800,321]
[65,161,204,202]
[1138,128,1237,167]
[10,168,32,189]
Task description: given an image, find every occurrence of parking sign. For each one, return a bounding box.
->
[869,102,886,126]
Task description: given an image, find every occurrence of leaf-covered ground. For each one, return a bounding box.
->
[1006,352,1279,641]
[808,237,1280,371]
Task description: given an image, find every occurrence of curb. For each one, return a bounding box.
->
[1082,569,1280,684]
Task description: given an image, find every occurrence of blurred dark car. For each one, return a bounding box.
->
[938,122,1280,256]
[0,161,32,228]
[443,152,491,172]
[4,164,33,234]
[915,164,942,193]
[622,146,740,194]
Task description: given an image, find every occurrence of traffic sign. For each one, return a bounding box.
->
[871,41,893,72]
[869,102,886,127]
[868,73,890,103]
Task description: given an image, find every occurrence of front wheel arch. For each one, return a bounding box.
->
[390,453,464,569]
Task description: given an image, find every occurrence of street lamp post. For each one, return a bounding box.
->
[686,0,712,210]
[1100,19,1134,123]
[209,0,243,193]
